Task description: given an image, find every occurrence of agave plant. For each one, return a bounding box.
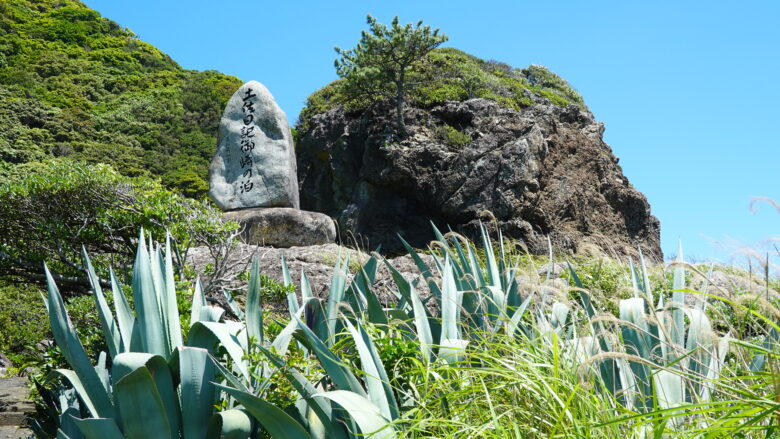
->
[39,230,316,438]
[213,252,399,439]
[41,232,232,437]
[383,224,731,424]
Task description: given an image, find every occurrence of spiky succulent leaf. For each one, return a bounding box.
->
[44,265,115,420]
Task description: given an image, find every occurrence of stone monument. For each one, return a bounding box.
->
[209,81,335,247]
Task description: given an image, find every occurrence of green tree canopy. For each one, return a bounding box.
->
[335,15,448,135]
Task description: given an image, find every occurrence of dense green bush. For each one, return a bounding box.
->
[0,159,238,292]
[0,282,48,368]
[0,0,242,197]
[433,124,472,148]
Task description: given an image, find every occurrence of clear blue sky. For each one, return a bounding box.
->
[83,0,780,264]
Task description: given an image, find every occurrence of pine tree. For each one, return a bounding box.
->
[335,15,448,136]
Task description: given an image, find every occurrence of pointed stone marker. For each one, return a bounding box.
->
[208,80,300,210]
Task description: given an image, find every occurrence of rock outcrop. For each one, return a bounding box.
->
[296,97,661,260]
[209,81,300,210]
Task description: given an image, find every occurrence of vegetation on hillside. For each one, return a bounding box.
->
[0,0,242,197]
[299,46,584,132]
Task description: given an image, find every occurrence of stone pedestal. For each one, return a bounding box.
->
[224,208,336,247]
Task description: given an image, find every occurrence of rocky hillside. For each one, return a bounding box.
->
[0,0,241,196]
[296,49,661,260]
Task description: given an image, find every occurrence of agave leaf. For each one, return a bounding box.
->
[313,390,395,439]
[440,256,460,342]
[132,230,168,357]
[349,255,387,325]
[382,258,414,308]
[189,321,250,381]
[113,353,181,437]
[438,222,469,271]
[466,241,487,290]
[206,409,254,439]
[271,305,307,356]
[109,269,135,352]
[480,224,501,290]
[209,353,250,393]
[398,235,442,302]
[682,307,714,401]
[81,247,121,358]
[292,314,366,396]
[287,291,300,319]
[71,417,123,439]
[260,347,349,439]
[246,257,264,345]
[44,265,115,419]
[702,335,730,401]
[670,240,686,349]
[438,338,469,364]
[216,385,312,439]
[550,301,570,332]
[409,282,433,363]
[190,278,206,326]
[567,263,596,319]
[507,293,534,338]
[111,352,154,384]
[619,297,654,411]
[223,289,245,320]
[180,347,217,439]
[163,234,184,352]
[325,254,349,344]
[281,256,294,286]
[45,369,100,419]
[114,366,172,439]
[202,306,226,323]
[749,328,777,372]
[151,244,171,354]
[300,270,314,301]
[94,352,109,393]
[342,318,395,421]
[653,369,684,413]
[564,336,599,364]
[638,248,653,304]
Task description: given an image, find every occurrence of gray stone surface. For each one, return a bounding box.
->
[188,243,434,307]
[0,377,33,437]
[224,208,336,248]
[209,80,299,210]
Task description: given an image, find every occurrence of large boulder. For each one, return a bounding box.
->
[296,97,662,260]
[208,80,300,210]
[223,207,336,247]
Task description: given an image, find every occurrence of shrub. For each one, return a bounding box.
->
[0,282,48,368]
[433,124,471,148]
[0,158,238,292]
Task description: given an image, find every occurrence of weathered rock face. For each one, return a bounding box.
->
[223,207,336,248]
[296,98,662,260]
[209,80,300,210]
